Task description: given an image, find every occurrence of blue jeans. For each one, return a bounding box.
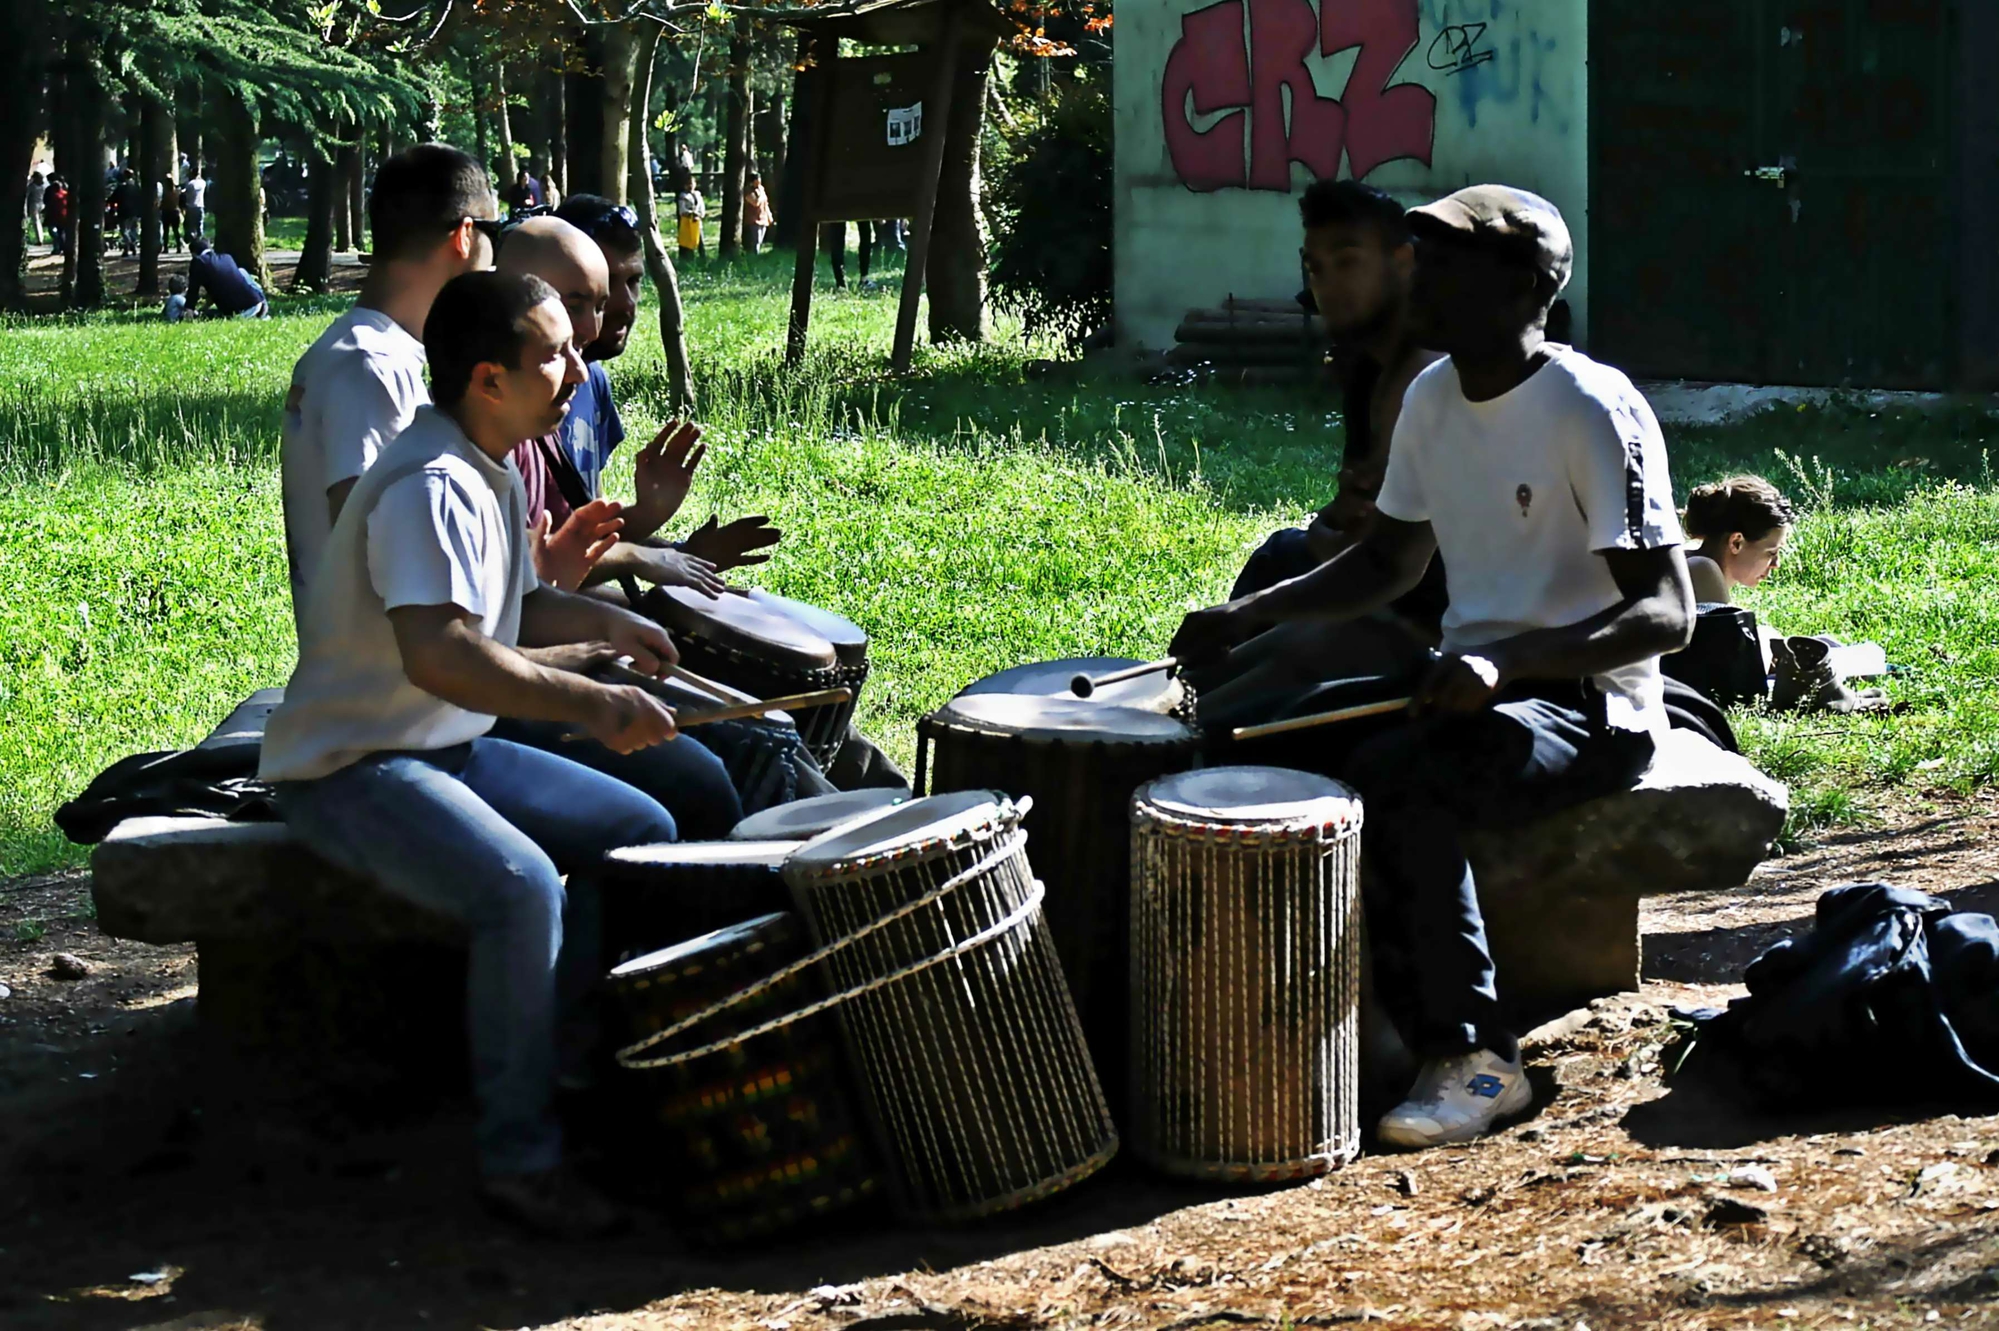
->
[489,717,743,842]
[1343,686,1655,1060]
[275,737,678,1177]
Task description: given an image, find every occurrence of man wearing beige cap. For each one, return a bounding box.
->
[1173,184,1695,1149]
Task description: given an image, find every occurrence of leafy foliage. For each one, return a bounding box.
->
[986,77,1110,346]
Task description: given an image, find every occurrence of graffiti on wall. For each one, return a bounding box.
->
[1161,0,1436,193]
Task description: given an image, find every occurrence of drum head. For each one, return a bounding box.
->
[935,693,1192,744]
[647,586,839,671]
[747,590,868,665]
[607,841,800,870]
[957,657,1180,712]
[1140,766,1358,824]
[788,790,1005,872]
[728,789,907,842]
[608,910,793,981]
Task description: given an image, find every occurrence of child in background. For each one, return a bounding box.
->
[676,169,704,262]
[162,274,188,322]
[745,172,773,254]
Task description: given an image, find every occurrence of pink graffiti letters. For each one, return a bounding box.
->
[1161,0,1437,192]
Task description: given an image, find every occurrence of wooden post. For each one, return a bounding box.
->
[784,34,832,364]
[891,10,964,374]
[786,205,819,363]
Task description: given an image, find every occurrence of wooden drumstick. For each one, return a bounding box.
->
[1230,696,1412,742]
[562,687,853,741]
[1071,656,1178,698]
[600,659,755,706]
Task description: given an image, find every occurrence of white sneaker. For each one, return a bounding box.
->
[1376,1048,1533,1149]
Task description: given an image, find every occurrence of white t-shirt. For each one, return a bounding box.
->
[282,305,429,625]
[260,406,540,783]
[183,177,205,209]
[1375,345,1685,734]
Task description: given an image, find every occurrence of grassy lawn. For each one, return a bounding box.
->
[2,249,1993,875]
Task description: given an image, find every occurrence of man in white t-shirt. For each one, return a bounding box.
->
[281,143,500,620]
[1172,185,1695,1151]
[263,271,686,1237]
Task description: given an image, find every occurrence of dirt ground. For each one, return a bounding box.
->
[5,804,1999,1331]
[17,242,367,310]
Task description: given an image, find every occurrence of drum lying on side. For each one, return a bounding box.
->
[606,912,884,1239]
[1130,766,1364,1181]
[600,841,799,963]
[783,791,1117,1222]
[917,694,1199,1119]
[727,788,906,843]
[956,656,1189,716]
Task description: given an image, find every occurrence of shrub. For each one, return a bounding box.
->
[987,77,1111,346]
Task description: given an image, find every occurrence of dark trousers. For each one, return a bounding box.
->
[1343,685,1655,1059]
[1231,525,1320,600]
[824,221,874,288]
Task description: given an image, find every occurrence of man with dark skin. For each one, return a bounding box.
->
[1172,185,1695,1149]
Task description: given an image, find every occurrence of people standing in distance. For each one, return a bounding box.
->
[1172,185,1695,1150]
[262,270,687,1238]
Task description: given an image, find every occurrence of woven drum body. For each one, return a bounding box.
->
[599,841,800,963]
[956,656,1191,718]
[783,792,1117,1222]
[607,913,884,1240]
[917,695,1198,1115]
[638,585,855,768]
[1129,766,1364,1181]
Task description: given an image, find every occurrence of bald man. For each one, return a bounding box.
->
[495,217,726,598]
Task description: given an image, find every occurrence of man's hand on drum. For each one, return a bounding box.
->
[529,500,623,591]
[1169,600,1259,670]
[624,543,727,597]
[625,420,705,541]
[601,608,681,678]
[680,514,782,572]
[1410,649,1507,716]
[584,682,679,754]
[518,640,624,674]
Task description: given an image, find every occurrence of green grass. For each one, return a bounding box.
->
[2,248,1993,873]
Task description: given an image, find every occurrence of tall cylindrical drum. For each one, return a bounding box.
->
[783,791,1118,1222]
[1129,766,1364,1181]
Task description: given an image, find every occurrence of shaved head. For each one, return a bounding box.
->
[495,217,611,352]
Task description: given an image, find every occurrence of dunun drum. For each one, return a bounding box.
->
[783,792,1117,1222]
[728,788,907,843]
[1129,766,1364,1181]
[607,913,884,1240]
[916,694,1199,1111]
[599,841,799,963]
[637,585,857,768]
[956,656,1191,717]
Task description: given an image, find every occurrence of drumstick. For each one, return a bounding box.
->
[1071,657,1178,698]
[600,659,755,706]
[561,687,853,741]
[1230,696,1412,742]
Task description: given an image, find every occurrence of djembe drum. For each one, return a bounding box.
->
[608,913,885,1240]
[637,586,857,768]
[956,656,1191,717]
[916,694,1198,1111]
[727,788,906,843]
[748,589,871,756]
[599,841,799,963]
[783,791,1117,1221]
[1129,766,1364,1181]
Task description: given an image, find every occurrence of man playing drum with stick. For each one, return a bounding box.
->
[1172,186,1695,1149]
[262,271,692,1236]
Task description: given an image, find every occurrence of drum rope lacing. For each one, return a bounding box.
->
[616,830,1041,1071]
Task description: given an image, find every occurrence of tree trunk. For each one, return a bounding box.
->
[718,16,751,259]
[598,23,636,208]
[629,21,695,412]
[927,51,990,344]
[71,39,106,308]
[137,92,168,298]
[0,5,46,309]
[495,60,515,185]
[471,51,491,191]
[544,66,567,198]
[759,84,786,207]
[179,79,201,178]
[772,38,813,251]
[332,128,353,251]
[344,137,364,252]
[565,31,604,197]
[212,87,265,286]
[293,138,335,291]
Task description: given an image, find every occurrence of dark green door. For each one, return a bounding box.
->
[1590,0,1957,387]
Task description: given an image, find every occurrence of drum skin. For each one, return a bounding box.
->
[606,912,884,1240]
[783,793,1117,1222]
[917,695,1198,1119]
[1129,767,1364,1181]
[727,788,906,843]
[955,656,1189,716]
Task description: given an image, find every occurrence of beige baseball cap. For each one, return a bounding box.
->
[1407,184,1573,292]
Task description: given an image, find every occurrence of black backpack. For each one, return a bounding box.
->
[1662,604,1767,709]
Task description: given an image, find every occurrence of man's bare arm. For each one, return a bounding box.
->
[517,584,681,676]
[1483,544,1695,685]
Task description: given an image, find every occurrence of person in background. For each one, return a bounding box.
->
[160,178,183,253]
[745,171,773,254]
[116,170,143,257]
[186,235,268,319]
[25,170,45,247]
[44,174,69,255]
[1684,476,1791,607]
[162,273,188,322]
[504,167,542,215]
[674,168,704,262]
[181,170,206,240]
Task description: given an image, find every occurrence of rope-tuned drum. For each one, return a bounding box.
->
[599,840,799,963]
[727,788,907,843]
[1129,766,1365,1181]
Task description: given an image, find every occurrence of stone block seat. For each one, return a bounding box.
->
[92,696,1787,1063]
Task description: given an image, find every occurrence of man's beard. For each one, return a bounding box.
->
[1325,290,1401,347]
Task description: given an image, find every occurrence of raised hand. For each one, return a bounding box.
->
[530,499,623,591]
[680,514,782,572]
[626,420,706,540]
